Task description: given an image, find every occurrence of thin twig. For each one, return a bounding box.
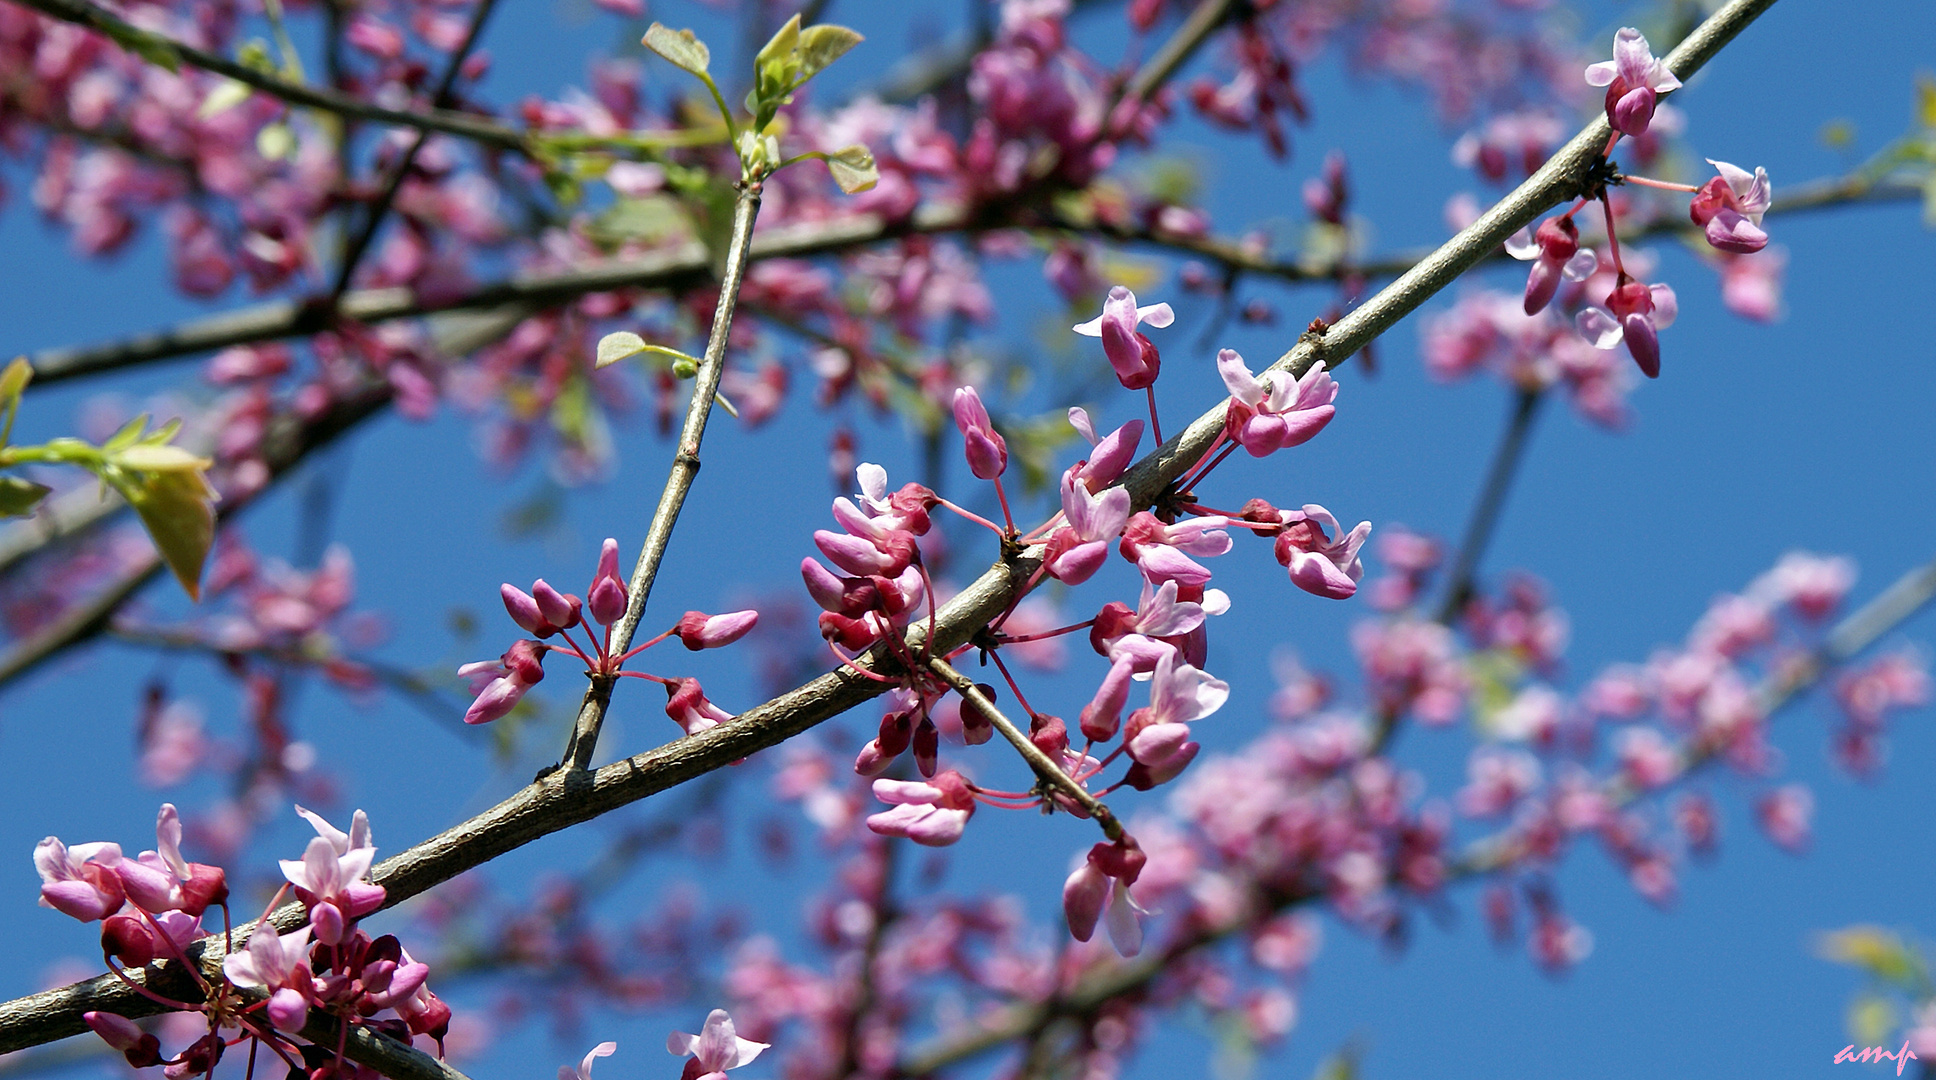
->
[4,0,528,151]
[560,183,765,771]
[928,656,1123,839]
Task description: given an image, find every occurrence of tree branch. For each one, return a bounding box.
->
[559,183,765,771]
[22,172,1917,390]
[928,656,1123,839]
[3,0,529,151]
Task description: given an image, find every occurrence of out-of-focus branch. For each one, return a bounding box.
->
[2,0,528,151]
[1458,547,1936,875]
[327,0,501,301]
[1432,389,1545,624]
[0,0,1789,1055]
[0,306,530,691]
[0,384,393,688]
[24,172,1918,390]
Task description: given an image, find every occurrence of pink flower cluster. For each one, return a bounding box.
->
[460,538,758,730]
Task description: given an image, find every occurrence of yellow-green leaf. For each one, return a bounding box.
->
[123,469,219,601]
[1817,925,1925,988]
[754,15,802,83]
[642,23,710,76]
[797,24,863,82]
[596,331,649,369]
[825,144,878,194]
[0,477,50,518]
[0,357,32,408]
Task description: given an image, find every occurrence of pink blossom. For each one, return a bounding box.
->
[1615,727,1679,789]
[1578,278,1676,378]
[1508,216,1597,315]
[1689,160,1772,254]
[1066,408,1143,489]
[34,836,125,922]
[1756,784,1814,852]
[1045,466,1131,584]
[866,772,975,846]
[587,539,628,625]
[222,923,313,1031]
[279,806,384,919]
[1584,28,1681,137]
[1063,837,1148,955]
[951,386,1008,480]
[1122,650,1228,787]
[1720,249,1785,322]
[1073,286,1175,390]
[1117,512,1232,587]
[458,639,547,725]
[676,610,760,650]
[668,1010,767,1080]
[1271,505,1370,599]
[1457,748,1541,817]
[1216,350,1338,455]
[665,678,733,737]
[85,1012,161,1068]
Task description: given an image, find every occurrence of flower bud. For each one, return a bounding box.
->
[676,610,759,650]
[531,580,581,631]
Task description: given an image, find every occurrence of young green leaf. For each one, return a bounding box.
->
[0,477,50,518]
[796,24,864,83]
[754,14,803,89]
[824,144,879,194]
[642,24,711,76]
[122,469,219,601]
[0,356,32,446]
[596,331,649,368]
[102,414,151,453]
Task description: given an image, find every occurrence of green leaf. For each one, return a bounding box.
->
[0,356,32,446]
[642,23,710,76]
[102,414,150,453]
[122,469,219,601]
[753,14,802,90]
[596,331,649,368]
[0,357,32,410]
[1818,926,1927,988]
[824,144,878,194]
[796,24,863,83]
[0,477,51,518]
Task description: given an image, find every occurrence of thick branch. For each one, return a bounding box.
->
[3,0,528,151]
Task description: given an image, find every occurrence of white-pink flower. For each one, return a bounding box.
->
[1584,28,1681,136]
[668,1010,768,1080]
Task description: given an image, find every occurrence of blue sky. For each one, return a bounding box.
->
[1,1,1934,1079]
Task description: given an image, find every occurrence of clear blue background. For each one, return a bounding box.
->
[1,1,1933,1079]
